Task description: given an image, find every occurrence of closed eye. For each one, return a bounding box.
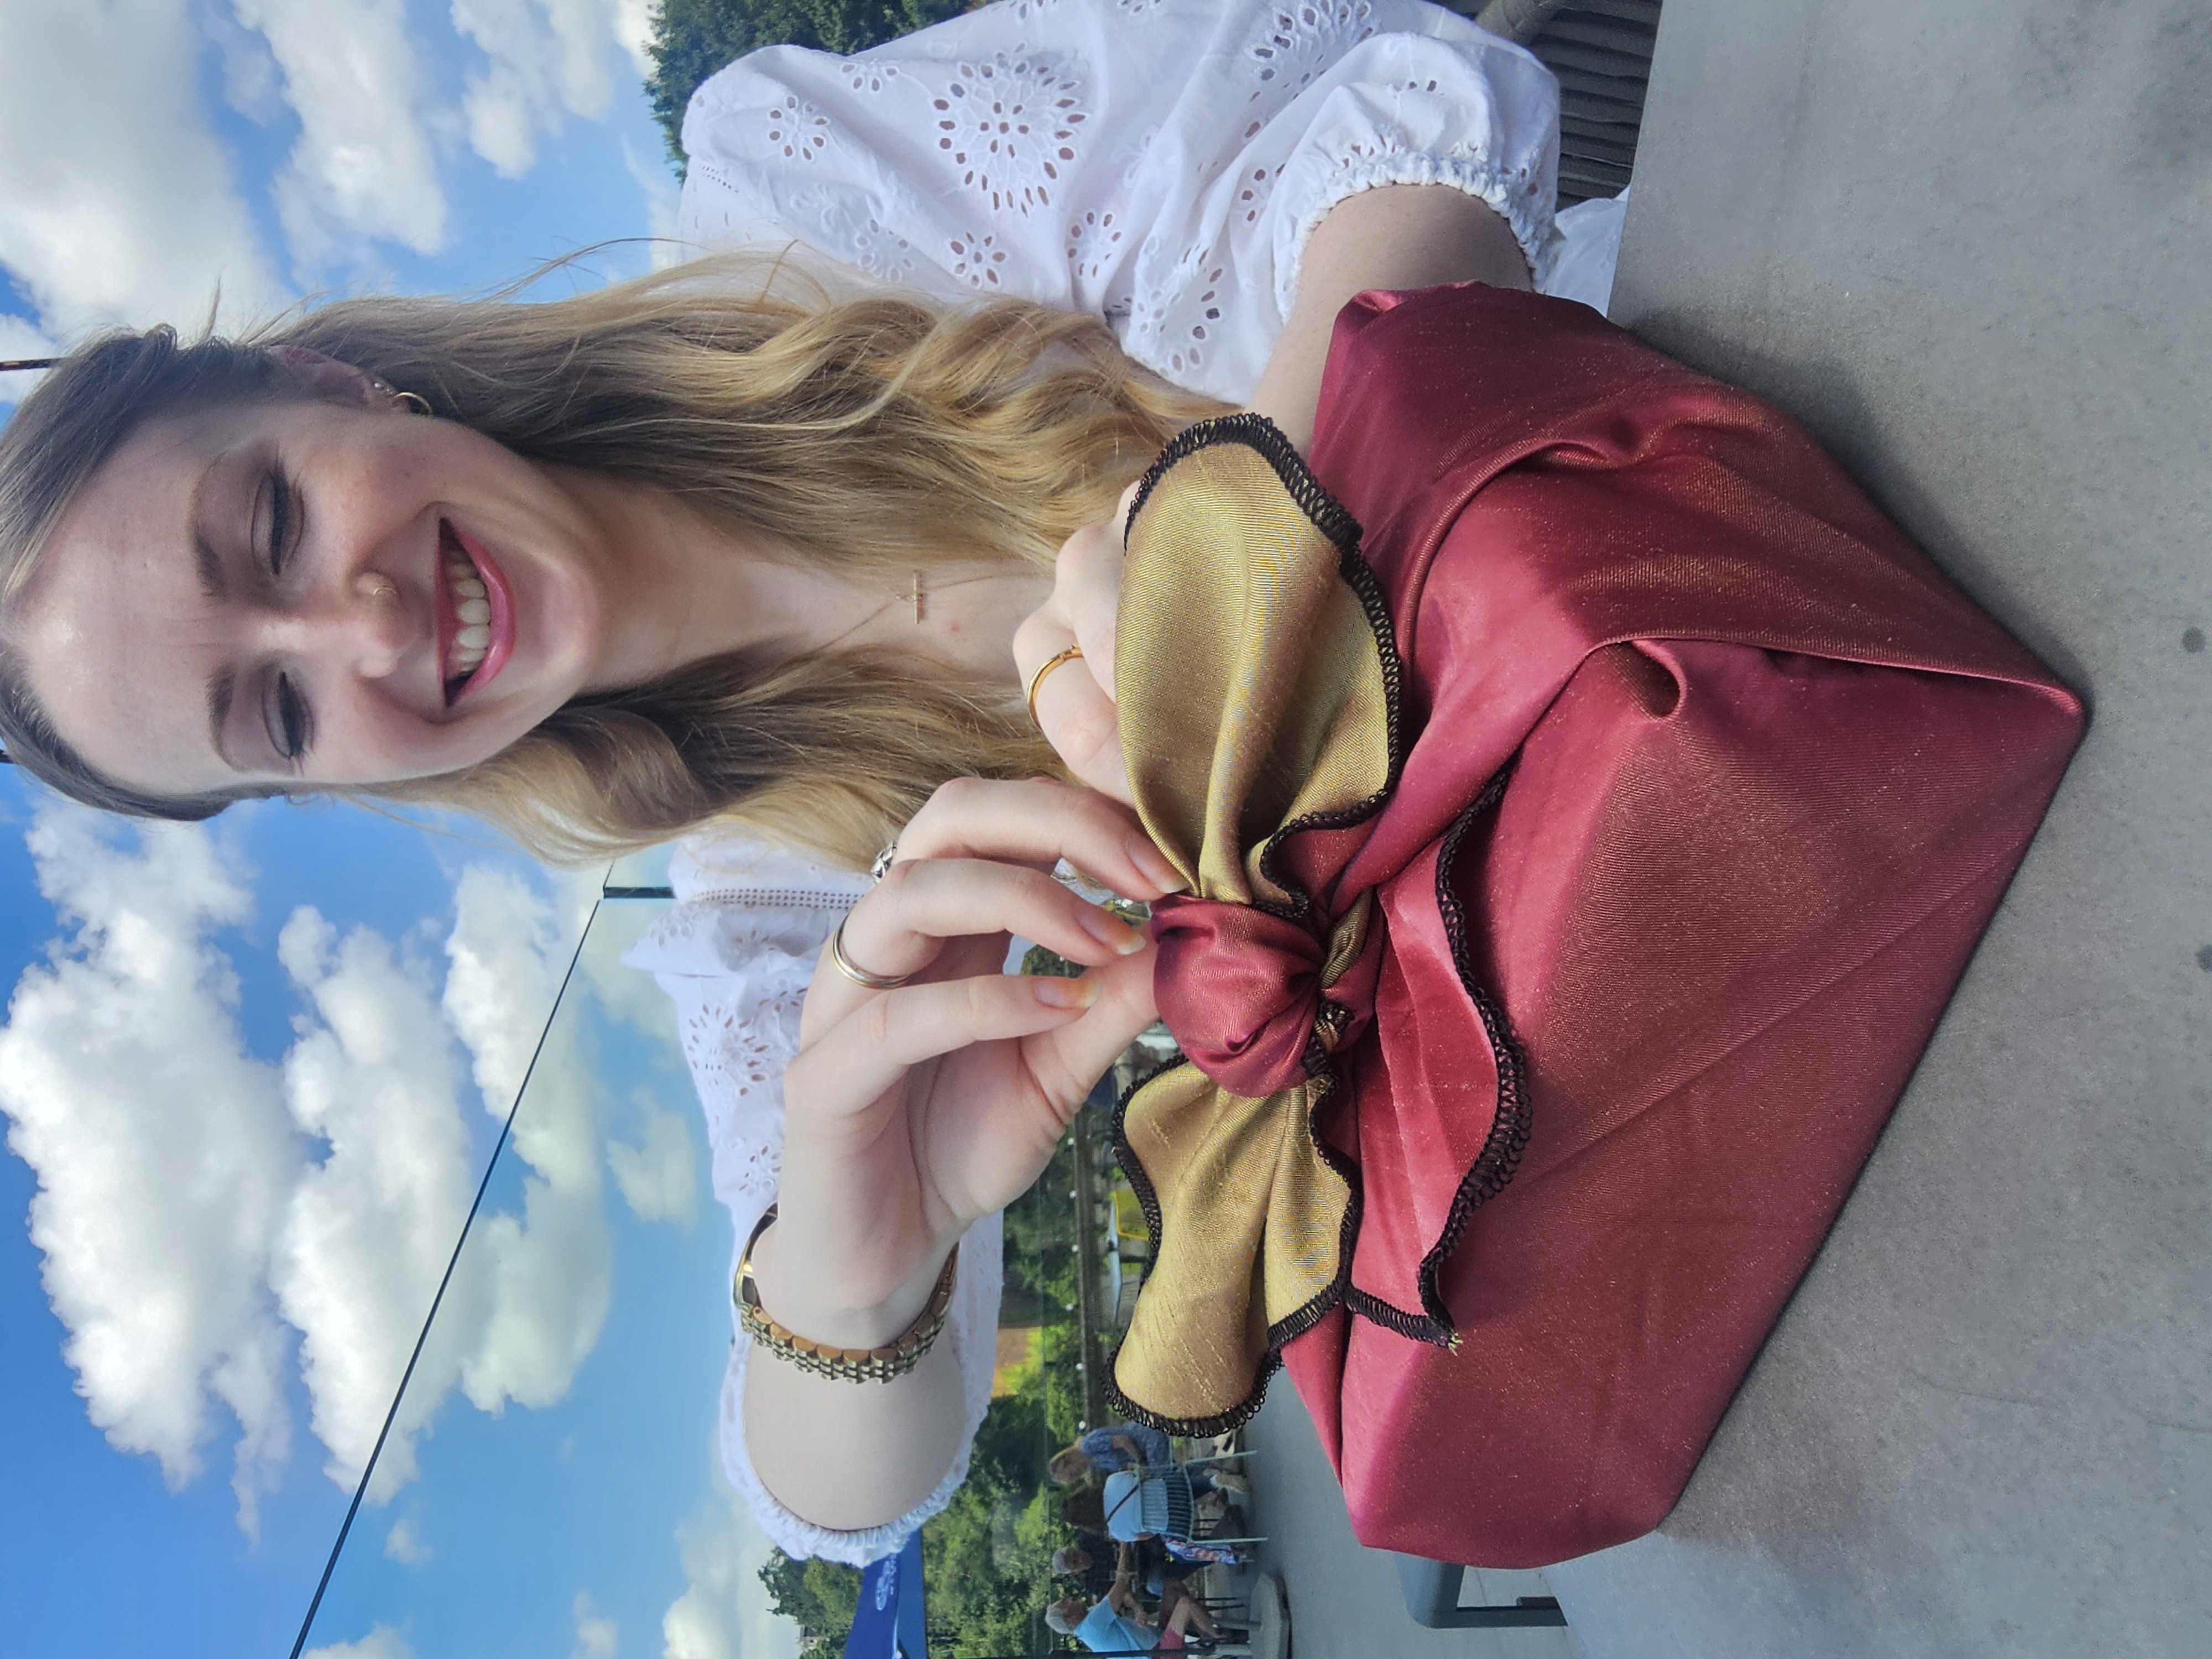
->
[257,465,300,577]
[263,670,310,764]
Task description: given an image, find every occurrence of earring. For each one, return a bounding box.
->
[369,377,432,416]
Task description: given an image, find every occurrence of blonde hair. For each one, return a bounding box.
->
[0,254,1223,867]
[1049,1445,1097,1486]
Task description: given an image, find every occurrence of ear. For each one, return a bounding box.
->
[269,345,383,408]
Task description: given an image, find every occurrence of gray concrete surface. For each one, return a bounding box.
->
[1240,1384,1582,1659]
[1538,2,2212,1656]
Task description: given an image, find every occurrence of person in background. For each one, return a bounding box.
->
[1046,1551,1226,1654]
[1050,1421,1168,1484]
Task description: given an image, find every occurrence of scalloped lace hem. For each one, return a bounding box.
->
[1288,149,1563,311]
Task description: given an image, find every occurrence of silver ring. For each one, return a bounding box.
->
[870,841,899,884]
[827,915,911,991]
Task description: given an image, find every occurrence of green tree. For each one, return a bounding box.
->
[757,1549,863,1642]
[646,0,970,167]
[921,1481,1062,1656]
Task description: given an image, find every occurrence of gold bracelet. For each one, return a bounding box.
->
[733,1205,959,1384]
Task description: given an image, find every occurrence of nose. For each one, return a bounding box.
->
[258,567,413,681]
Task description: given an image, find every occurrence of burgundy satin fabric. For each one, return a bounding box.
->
[1149,895,1386,1099]
[1166,286,2085,1565]
[1149,897,1333,1098]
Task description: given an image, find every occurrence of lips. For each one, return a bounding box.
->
[437,519,515,703]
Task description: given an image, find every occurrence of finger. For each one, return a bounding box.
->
[792,969,1114,1118]
[895,776,1183,898]
[842,858,1150,985]
[1022,947,1160,1110]
[1011,613,1133,805]
[1053,519,1124,702]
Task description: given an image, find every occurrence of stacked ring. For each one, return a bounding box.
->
[827,915,911,990]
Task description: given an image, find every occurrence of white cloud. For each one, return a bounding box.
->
[578,895,682,1040]
[609,0,655,74]
[231,0,451,265]
[271,907,476,1494]
[572,1590,619,1659]
[0,314,60,408]
[206,5,286,124]
[0,808,300,1536]
[0,0,285,338]
[304,1626,415,1659]
[662,1465,803,1659]
[608,1101,697,1225]
[445,863,571,1115]
[384,1515,432,1565]
[441,868,612,1429]
[452,0,653,177]
[623,137,687,270]
[1,816,614,1530]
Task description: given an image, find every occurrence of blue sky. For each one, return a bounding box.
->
[0,5,798,1658]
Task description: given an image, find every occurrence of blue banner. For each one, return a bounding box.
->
[843,1531,926,1659]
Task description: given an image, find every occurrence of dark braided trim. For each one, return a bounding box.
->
[1125,414,1407,932]
[1105,1348,1286,1442]
[1106,413,1438,1426]
[1250,534,1409,927]
[1109,1052,1188,1257]
[1106,1053,1363,1437]
[1321,765,1529,1349]
[1125,411,1363,553]
[1342,1285,1454,1345]
[1410,763,1534,1332]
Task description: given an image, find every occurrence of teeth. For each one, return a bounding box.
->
[442,534,495,687]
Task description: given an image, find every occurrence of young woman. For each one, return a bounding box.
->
[0,0,2079,1579]
[1,0,1594,1567]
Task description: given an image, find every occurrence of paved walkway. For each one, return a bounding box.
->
[1199,7,2212,1652]
[1540,1,2212,1653]
[1233,1384,1584,1659]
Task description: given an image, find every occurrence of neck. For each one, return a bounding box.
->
[554,468,1048,692]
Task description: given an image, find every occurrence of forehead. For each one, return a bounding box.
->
[7,403,271,792]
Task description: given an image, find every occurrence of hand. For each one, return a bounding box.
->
[755,778,1177,1347]
[1013,479,1140,805]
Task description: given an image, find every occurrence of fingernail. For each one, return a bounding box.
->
[1034,974,1100,1009]
[1127,837,1189,894]
[1079,905,1151,955]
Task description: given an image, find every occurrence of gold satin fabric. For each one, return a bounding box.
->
[1112,427,1396,1430]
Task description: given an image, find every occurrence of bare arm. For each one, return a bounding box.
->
[1244,182,1533,452]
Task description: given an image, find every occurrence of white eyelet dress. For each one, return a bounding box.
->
[625,0,1630,1564]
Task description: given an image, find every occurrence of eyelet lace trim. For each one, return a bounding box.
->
[1248,1,1380,101]
[931,53,1088,219]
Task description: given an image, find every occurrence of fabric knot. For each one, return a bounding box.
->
[1152,895,1372,1098]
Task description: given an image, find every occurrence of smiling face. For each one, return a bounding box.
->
[10,382,618,797]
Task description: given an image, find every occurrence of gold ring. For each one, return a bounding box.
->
[827,915,911,990]
[1024,644,1085,730]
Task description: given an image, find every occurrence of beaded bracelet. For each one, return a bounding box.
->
[733,1205,959,1384]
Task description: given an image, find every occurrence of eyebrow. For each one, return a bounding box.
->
[189,457,227,602]
[206,667,241,772]
[189,456,244,770]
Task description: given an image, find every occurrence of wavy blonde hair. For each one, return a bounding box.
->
[0,255,1224,867]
